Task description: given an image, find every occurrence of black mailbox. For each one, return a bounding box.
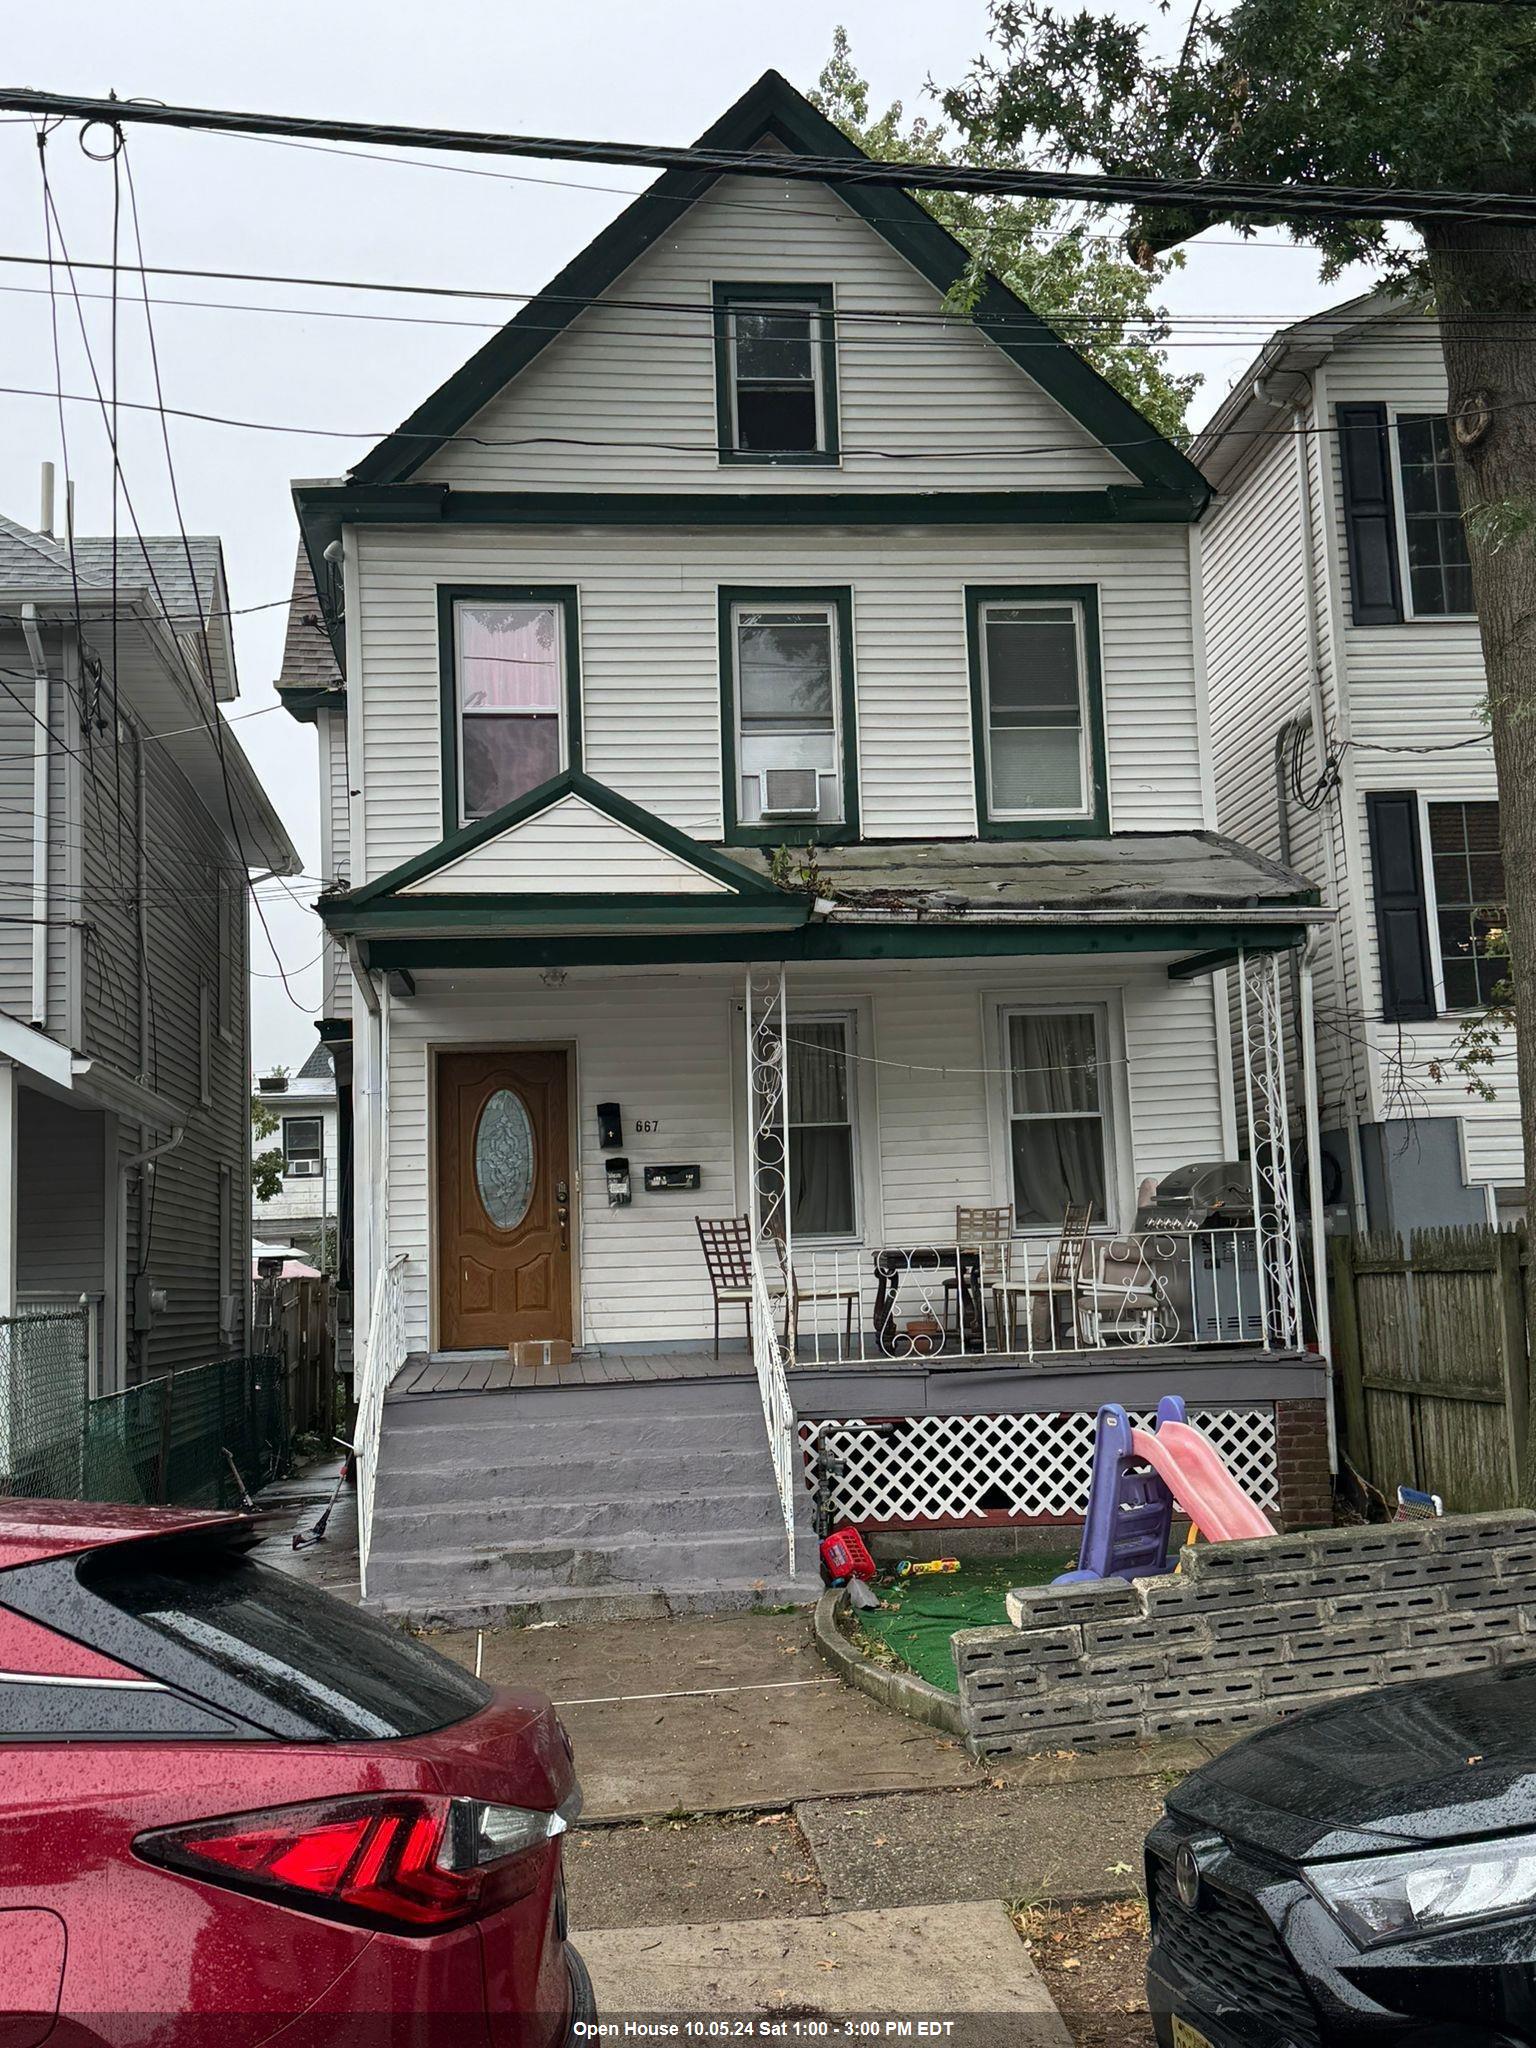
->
[643,1164,701,1193]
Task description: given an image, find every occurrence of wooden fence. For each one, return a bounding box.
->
[1329,1227,1531,1512]
[251,1274,336,1444]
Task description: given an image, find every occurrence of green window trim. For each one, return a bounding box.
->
[712,283,840,467]
[436,584,583,836]
[964,583,1109,840]
[718,585,859,847]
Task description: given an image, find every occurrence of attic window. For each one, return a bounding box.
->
[713,284,839,464]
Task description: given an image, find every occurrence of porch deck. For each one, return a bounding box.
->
[389,1340,1326,1414]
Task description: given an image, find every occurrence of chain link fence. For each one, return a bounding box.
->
[0,1310,290,1509]
[0,1309,89,1499]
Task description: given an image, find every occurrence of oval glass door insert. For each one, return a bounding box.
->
[474,1088,536,1232]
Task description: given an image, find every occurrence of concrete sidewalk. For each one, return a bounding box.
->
[578,1900,1071,2039]
[437,1612,980,1819]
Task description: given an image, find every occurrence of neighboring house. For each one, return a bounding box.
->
[1196,292,1510,1234]
[0,492,299,1393]
[252,1043,341,1268]
[282,72,1333,1619]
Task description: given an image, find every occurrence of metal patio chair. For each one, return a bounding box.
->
[993,1201,1096,1351]
[770,1229,861,1357]
[695,1215,784,1358]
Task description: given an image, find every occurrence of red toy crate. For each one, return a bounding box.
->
[820,1526,876,1580]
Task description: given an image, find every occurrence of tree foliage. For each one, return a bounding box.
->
[809,28,1200,439]
[940,0,1536,274]
[251,1081,285,1204]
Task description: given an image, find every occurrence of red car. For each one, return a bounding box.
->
[0,1500,592,2048]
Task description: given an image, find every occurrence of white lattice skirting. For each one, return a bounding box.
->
[798,1407,1280,1528]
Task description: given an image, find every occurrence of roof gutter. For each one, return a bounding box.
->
[814,903,1332,927]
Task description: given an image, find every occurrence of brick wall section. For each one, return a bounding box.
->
[1273,1398,1332,1530]
[954,1510,1536,1757]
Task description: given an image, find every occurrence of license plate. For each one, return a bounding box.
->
[1171,2020,1216,2048]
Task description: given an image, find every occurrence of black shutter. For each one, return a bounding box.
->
[1338,403,1405,624]
[1367,792,1437,1022]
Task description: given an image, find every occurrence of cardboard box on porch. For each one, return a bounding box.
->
[509,1338,573,1370]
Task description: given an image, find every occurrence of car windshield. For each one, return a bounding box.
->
[82,1543,492,1740]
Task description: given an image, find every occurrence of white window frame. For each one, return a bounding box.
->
[282,1114,324,1179]
[977,596,1094,822]
[453,596,569,827]
[1389,410,1477,622]
[1419,789,1504,1015]
[727,297,830,456]
[732,599,845,829]
[987,998,1125,1236]
[785,1008,863,1246]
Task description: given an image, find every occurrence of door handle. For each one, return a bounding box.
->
[556,1181,570,1249]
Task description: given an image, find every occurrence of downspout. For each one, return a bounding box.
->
[20,606,49,1028]
[346,938,382,1355]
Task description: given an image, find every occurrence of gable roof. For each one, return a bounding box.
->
[334,768,803,914]
[347,70,1207,503]
[1191,288,1412,492]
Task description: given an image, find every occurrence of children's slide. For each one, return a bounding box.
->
[1129,1417,1275,1541]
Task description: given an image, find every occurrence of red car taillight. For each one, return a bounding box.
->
[134,1792,573,1934]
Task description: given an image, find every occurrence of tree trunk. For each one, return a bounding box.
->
[1422,221,1536,1313]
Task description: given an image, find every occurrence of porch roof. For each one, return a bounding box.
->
[321,771,1324,974]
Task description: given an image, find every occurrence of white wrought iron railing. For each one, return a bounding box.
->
[355,1252,408,1598]
[774,1225,1291,1366]
[747,1236,800,1576]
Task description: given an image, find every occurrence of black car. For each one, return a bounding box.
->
[1147,1664,1536,2048]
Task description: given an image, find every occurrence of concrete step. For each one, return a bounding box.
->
[379,1413,771,1466]
[362,1573,824,1630]
[374,1443,779,1505]
[385,1376,762,1426]
[370,1485,793,1548]
[366,1527,811,1602]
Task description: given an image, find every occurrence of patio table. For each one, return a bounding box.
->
[871,1245,984,1357]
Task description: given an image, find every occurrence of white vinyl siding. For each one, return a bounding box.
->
[254,1095,342,1234]
[1205,310,1516,1191]
[405,793,730,895]
[318,707,351,1019]
[382,959,1226,1353]
[413,175,1133,496]
[354,525,1202,876]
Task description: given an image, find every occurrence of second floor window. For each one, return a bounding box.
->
[1428,800,1504,1009]
[728,595,852,834]
[283,1117,323,1180]
[1395,415,1474,617]
[451,595,571,821]
[714,285,838,462]
[968,588,1105,834]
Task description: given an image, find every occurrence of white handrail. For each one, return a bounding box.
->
[355,1252,408,1599]
[747,1238,798,1577]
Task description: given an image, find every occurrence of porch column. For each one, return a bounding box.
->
[0,1062,15,1318]
[1240,949,1304,1351]
[743,963,791,1343]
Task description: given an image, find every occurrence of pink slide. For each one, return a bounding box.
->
[1128,1418,1275,1541]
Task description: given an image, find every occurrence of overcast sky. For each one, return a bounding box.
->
[2,1,1379,1072]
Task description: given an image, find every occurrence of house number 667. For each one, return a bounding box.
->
[634,1118,660,1133]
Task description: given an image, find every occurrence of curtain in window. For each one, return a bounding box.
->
[1007,1013,1106,1228]
[786,1021,855,1237]
[458,603,563,816]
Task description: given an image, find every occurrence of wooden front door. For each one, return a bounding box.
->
[437,1050,572,1352]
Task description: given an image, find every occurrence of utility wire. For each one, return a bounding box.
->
[4,86,1536,224]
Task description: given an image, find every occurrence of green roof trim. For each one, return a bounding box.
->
[276,681,345,726]
[347,920,1311,974]
[342,69,1208,503]
[335,767,797,909]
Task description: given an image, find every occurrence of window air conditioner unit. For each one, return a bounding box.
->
[289,1158,322,1178]
[760,767,820,818]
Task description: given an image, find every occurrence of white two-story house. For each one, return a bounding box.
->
[283,72,1333,1622]
[1197,291,1510,1235]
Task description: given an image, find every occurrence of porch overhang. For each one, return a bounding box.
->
[322,773,1326,974]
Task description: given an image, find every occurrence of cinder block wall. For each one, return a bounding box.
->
[955,1510,1536,1757]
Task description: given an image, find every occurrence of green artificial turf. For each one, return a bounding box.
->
[853,1551,1073,1692]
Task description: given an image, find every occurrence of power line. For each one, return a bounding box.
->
[4,86,1535,225]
